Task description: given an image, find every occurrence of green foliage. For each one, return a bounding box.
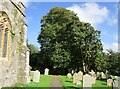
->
[27,44,40,70]
[95,52,107,72]
[10,28,15,42]
[106,49,120,75]
[51,43,71,68]
[28,44,39,54]
[38,7,103,73]
[13,8,18,21]
[17,40,22,53]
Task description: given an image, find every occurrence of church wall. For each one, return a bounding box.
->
[0,0,29,88]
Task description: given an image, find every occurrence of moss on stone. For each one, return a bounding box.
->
[10,28,15,42]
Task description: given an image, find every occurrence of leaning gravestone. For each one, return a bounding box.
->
[107,79,113,86]
[77,71,83,81]
[113,77,120,89]
[67,73,72,78]
[33,70,40,82]
[83,74,92,89]
[44,68,49,75]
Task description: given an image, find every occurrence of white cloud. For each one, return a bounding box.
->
[102,42,119,52]
[66,3,109,26]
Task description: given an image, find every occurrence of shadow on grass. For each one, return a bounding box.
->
[63,86,81,89]
[92,87,112,89]
[65,80,73,83]
[98,79,107,82]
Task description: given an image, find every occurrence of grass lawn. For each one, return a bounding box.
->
[11,74,53,87]
[60,75,112,89]
[60,75,82,89]
[92,79,112,89]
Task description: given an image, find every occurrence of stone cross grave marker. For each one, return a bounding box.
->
[33,70,40,82]
[44,68,49,75]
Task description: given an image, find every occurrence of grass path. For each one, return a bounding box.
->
[50,76,63,89]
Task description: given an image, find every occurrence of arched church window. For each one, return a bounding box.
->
[2,28,8,57]
[0,12,11,59]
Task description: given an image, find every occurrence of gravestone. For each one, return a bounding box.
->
[113,77,120,89]
[30,71,35,81]
[101,72,106,79]
[72,70,74,75]
[67,73,72,78]
[77,71,83,81]
[33,70,40,82]
[73,73,79,84]
[96,72,101,79]
[91,76,96,84]
[107,79,113,86]
[83,74,92,89]
[106,71,111,79]
[76,81,81,85]
[44,68,49,75]
[90,70,95,76]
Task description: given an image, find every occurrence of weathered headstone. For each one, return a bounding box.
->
[67,73,72,78]
[33,70,40,82]
[113,77,120,89]
[106,71,111,79]
[30,71,34,81]
[77,71,83,81]
[83,74,92,89]
[44,68,49,75]
[107,79,113,86]
[91,76,96,84]
[101,72,106,79]
[72,70,74,75]
[73,73,78,84]
[96,72,101,79]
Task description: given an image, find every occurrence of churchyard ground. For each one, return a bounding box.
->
[8,74,112,89]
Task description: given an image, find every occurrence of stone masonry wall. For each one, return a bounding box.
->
[0,0,29,88]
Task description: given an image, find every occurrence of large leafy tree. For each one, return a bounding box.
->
[106,49,120,75]
[38,7,103,73]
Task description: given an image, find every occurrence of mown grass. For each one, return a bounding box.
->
[60,75,82,89]
[11,74,53,88]
[60,75,112,89]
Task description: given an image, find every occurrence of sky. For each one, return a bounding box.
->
[24,2,118,52]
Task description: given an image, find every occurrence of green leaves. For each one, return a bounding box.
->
[38,7,103,71]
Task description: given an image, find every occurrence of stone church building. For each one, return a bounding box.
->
[0,0,30,88]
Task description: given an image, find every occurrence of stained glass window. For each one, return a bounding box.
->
[2,28,8,57]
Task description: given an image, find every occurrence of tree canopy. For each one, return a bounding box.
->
[37,7,104,74]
